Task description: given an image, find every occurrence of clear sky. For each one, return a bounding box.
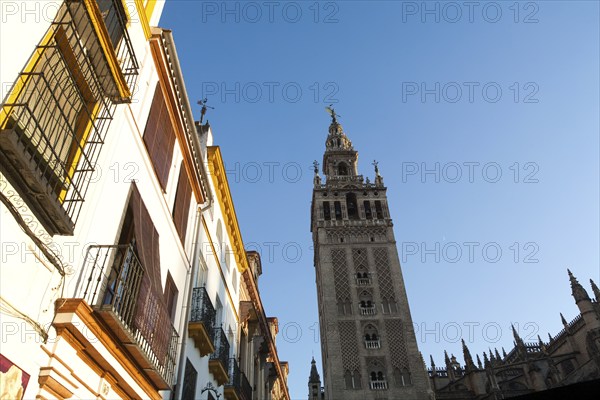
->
[160,1,599,398]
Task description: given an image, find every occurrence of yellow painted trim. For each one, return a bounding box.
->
[207,146,250,275]
[0,29,54,129]
[202,216,240,323]
[134,0,152,39]
[145,0,158,24]
[83,0,131,99]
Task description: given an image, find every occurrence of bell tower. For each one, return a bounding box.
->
[310,109,432,400]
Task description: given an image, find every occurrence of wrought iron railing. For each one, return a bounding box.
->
[225,358,252,400]
[64,0,139,102]
[79,244,178,387]
[365,339,381,349]
[210,327,231,372]
[190,287,216,342]
[0,17,114,235]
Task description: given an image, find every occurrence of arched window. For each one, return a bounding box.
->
[338,162,348,176]
[401,368,411,386]
[359,291,375,315]
[364,324,380,348]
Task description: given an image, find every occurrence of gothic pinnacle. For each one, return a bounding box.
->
[462,339,475,371]
[476,354,483,369]
[560,312,568,326]
[430,355,436,368]
[590,279,600,301]
[511,324,524,346]
[568,269,590,302]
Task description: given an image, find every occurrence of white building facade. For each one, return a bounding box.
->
[0,2,290,399]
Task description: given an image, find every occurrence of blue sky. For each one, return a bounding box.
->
[160,1,599,398]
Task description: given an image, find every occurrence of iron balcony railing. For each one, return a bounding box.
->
[79,244,178,388]
[64,0,139,102]
[210,327,231,372]
[225,358,252,400]
[190,287,216,341]
[365,339,381,349]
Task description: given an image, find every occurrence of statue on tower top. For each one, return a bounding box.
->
[313,160,321,187]
[325,105,340,124]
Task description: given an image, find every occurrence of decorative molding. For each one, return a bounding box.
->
[207,146,250,274]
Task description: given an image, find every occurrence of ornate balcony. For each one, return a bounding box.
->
[224,358,252,400]
[209,327,230,386]
[360,305,377,316]
[356,277,372,286]
[0,15,114,235]
[77,244,178,389]
[189,287,216,356]
[365,339,381,349]
[0,0,140,235]
[370,380,388,390]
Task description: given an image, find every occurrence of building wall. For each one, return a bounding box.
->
[0,2,202,398]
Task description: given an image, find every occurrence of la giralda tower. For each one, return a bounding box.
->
[310,110,431,400]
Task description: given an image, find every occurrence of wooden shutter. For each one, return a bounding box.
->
[143,83,176,190]
[173,162,193,244]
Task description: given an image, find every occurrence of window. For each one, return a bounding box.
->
[0,20,106,235]
[323,201,331,220]
[143,83,176,190]
[164,272,179,323]
[232,269,238,293]
[375,200,383,219]
[344,370,361,389]
[334,201,342,220]
[173,162,193,244]
[225,245,232,271]
[338,162,348,175]
[0,0,139,230]
[216,220,225,265]
[364,201,372,219]
[370,371,387,390]
[346,193,358,220]
[97,0,126,48]
[181,359,197,400]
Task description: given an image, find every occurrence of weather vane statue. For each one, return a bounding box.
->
[325,104,341,124]
[198,98,215,124]
[313,160,322,186]
[372,160,379,175]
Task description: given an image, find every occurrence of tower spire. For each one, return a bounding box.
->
[308,357,321,400]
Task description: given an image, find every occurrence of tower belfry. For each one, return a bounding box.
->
[310,111,431,399]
